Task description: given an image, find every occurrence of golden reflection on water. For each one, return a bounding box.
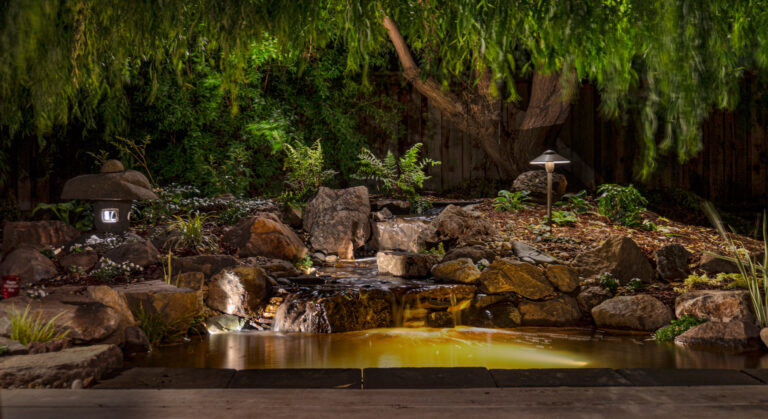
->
[132,327,768,370]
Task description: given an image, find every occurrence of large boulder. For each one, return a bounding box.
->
[442,246,497,263]
[171,254,238,278]
[571,236,655,284]
[512,170,567,204]
[697,253,740,275]
[371,217,431,253]
[577,286,613,316]
[431,258,482,284]
[591,295,673,331]
[420,205,496,245]
[273,288,393,333]
[655,244,691,281]
[675,321,763,353]
[0,247,58,285]
[519,296,582,326]
[103,239,160,268]
[115,280,201,332]
[376,251,440,278]
[223,214,307,262]
[545,265,579,293]
[675,290,754,323]
[59,249,99,272]
[0,292,122,344]
[86,285,138,346]
[303,186,371,259]
[1,220,80,253]
[0,344,122,389]
[478,259,554,299]
[206,267,271,317]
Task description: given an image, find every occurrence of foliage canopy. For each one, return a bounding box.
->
[3,0,768,179]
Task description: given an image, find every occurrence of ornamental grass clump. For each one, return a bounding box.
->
[704,202,768,328]
[168,211,218,253]
[9,305,70,345]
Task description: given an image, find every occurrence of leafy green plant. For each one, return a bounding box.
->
[355,143,440,205]
[704,203,768,327]
[654,316,705,341]
[596,184,648,227]
[279,140,337,206]
[9,305,70,345]
[549,210,577,226]
[625,278,645,292]
[295,254,313,271]
[32,201,93,231]
[0,345,6,355]
[168,212,218,253]
[420,242,446,257]
[494,190,530,211]
[555,190,591,214]
[598,272,619,293]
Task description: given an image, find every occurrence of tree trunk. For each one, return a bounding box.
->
[382,16,572,179]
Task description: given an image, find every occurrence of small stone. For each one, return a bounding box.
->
[512,241,557,265]
[71,379,84,389]
[761,328,768,349]
[325,255,339,264]
[431,258,481,284]
[376,251,440,278]
[442,246,496,263]
[371,208,394,222]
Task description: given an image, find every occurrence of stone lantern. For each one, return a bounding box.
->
[61,160,158,233]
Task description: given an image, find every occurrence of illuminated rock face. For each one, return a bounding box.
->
[478,259,554,299]
[206,267,271,318]
[273,288,393,333]
[591,295,673,331]
[675,290,754,323]
[223,214,307,262]
[303,186,371,259]
[376,251,440,278]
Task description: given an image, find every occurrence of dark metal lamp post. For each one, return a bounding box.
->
[530,149,570,225]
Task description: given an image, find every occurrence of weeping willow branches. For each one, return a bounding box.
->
[1,0,768,179]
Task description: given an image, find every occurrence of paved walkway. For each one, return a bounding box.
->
[3,386,768,418]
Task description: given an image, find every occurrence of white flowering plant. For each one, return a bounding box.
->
[90,258,144,282]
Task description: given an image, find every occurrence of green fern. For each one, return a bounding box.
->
[279,140,337,205]
[355,142,440,200]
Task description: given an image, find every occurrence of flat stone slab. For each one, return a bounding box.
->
[230,369,361,389]
[742,369,768,384]
[617,368,763,386]
[94,368,236,389]
[491,368,631,387]
[363,367,496,388]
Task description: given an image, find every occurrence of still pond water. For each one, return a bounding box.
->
[131,327,768,370]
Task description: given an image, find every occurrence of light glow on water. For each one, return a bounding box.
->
[131,326,768,370]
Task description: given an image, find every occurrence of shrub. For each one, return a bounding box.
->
[625,278,645,292]
[494,190,530,211]
[549,210,577,226]
[168,212,218,253]
[555,190,591,214]
[279,140,337,206]
[420,242,446,256]
[596,184,648,226]
[295,254,313,272]
[355,143,440,205]
[654,316,705,341]
[32,200,93,231]
[9,305,70,345]
[704,203,768,327]
[598,272,619,293]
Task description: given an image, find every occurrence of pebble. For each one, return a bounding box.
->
[71,379,83,389]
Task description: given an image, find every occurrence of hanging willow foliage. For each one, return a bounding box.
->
[2,0,768,179]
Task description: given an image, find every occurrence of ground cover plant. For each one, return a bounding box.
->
[597,184,648,227]
[9,305,70,345]
[654,316,705,341]
[494,190,530,212]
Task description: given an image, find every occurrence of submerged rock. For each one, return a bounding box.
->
[303,186,371,259]
[376,251,440,278]
[675,321,762,353]
[223,214,307,262]
[519,296,582,326]
[273,288,393,333]
[591,295,672,331]
[571,236,655,284]
[675,290,754,323]
[0,344,122,389]
[478,259,554,299]
[206,267,271,318]
[431,258,481,284]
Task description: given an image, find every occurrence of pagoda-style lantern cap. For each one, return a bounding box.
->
[530,149,570,166]
[61,159,158,201]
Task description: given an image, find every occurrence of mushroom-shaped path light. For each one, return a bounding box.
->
[530,150,570,225]
[61,160,158,233]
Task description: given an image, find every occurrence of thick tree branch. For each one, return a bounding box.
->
[382,16,464,118]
